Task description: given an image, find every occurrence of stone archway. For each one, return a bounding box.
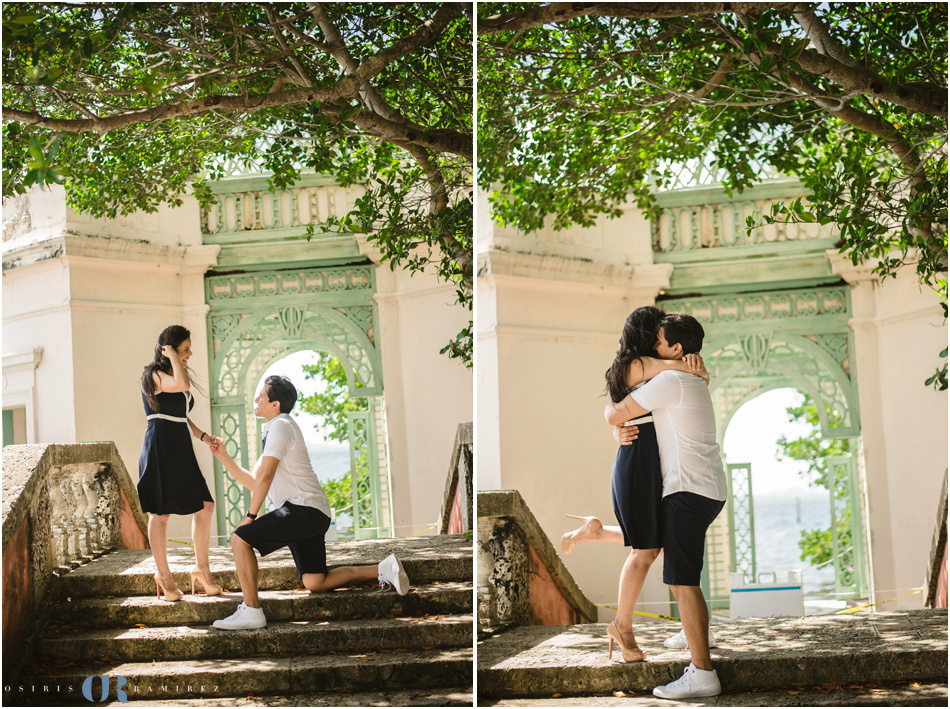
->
[205,264,391,539]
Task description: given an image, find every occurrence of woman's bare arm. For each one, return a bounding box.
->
[154,345,190,393]
[626,354,708,388]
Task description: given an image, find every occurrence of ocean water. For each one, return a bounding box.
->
[308,446,355,533]
[750,489,838,598]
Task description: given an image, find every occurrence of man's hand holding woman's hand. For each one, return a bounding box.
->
[208,437,227,459]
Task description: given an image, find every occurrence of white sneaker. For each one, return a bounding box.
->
[663,626,716,649]
[378,553,410,596]
[212,601,267,630]
[653,663,721,699]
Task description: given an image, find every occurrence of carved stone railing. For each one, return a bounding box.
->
[440,422,473,535]
[477,490,597,637]
[2,442,149,683]
[201,174,362,242]
[652,180,837,259]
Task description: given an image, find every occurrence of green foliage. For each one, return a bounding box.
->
[478,3,947,382]
[297,352,368,514]
[776,392,850,566]
[298,353,368,443]
[2,2,473,364]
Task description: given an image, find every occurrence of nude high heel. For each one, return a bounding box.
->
[607,620,646,662]
[190,567,222,596]
[561,515,603,554]
[154,573,184,602]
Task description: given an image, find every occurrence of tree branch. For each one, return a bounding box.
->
[2,83,361,136]
[307,2,404,123]
[350,2,466,85]
[769,43,948,119]
[478,2,799,35]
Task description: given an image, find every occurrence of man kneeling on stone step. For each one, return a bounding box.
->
[209,374,409,630]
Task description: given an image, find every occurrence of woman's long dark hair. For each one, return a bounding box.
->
[605,306,666,403]
[141,325,204,412]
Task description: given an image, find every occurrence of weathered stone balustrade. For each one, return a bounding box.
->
[478,490,597,637]
[651,179,836,259]
[440,422,473,535]
[2,442,149,682]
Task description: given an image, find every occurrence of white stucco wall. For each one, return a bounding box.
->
[829,253,948,610]
[367,242,474,537]
[2,186,218,540]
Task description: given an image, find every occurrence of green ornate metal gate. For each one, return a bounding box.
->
[204,264,392,540]
[825,455,868,599]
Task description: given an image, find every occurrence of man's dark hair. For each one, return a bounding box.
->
[660,313,705,355]
[263,375,298,414]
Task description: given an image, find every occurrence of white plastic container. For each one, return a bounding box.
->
[729,570,804,619]
[325,508,338,542]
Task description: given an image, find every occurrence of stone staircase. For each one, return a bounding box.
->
[20,535,473,706]
[478,610,948,705]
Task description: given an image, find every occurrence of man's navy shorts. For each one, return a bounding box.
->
[661,491,725,586]
[233,501,331,576]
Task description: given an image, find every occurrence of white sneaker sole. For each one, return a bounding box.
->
[392,556,409,596]
[213,617,267,630]
[653,686,721,699]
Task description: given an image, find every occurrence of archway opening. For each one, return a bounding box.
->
[722,387,857,614]
[253,350,365,539]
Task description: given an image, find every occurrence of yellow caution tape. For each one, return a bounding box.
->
[409,524,438,537]
[833,588,923,614]
[598,604,680,622]
[599,586,925,623]
[167,539,195,546]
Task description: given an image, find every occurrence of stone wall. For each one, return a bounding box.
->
[1,442,149,683]
[477,490,597,636]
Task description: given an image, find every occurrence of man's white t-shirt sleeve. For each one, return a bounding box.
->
[630,371,683,412]
[262,420,292,460]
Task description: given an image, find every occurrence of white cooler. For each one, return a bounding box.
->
[729,570,804,619]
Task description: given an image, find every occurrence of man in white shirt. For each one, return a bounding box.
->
[605,314,726,699]
[209,375,409,630]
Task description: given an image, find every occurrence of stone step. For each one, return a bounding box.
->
[37,612,473,663]
[48,581,472,628]
[479,680,947,707]
[103,688,474,707]
[22,647,473,702]
[478,610,948,698]
[59,536,473,598]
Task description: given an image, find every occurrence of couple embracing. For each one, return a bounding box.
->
[136,325,409,630]
[561,307,727,700]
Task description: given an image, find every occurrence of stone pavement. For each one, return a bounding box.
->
[478,609,948,701]
[481,680,947,707]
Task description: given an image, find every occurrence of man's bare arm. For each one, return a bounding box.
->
[247,456,278,517]
[209,440,255,490]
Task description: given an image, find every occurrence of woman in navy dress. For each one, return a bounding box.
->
[138,325,221,601]
[560,306,707,661]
